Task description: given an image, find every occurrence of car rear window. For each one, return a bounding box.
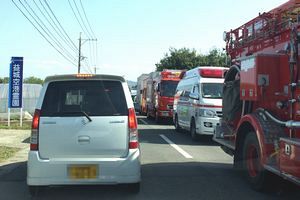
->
[41,80,128,117]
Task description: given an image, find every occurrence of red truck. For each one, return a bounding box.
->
[214,0,300,190]
[145,69,184,123]
[136,74,150,115]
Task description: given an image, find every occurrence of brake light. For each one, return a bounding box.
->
[30,109,40,150]
[199,68,224,78]
[76,74,94,78]
[128,108,139,149]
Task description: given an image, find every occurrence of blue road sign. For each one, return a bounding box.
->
[8,57,23,108]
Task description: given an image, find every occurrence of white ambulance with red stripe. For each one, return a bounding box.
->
[173,66,228,140]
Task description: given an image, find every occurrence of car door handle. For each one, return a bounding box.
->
[78,136,90,144]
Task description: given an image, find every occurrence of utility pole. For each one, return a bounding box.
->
[77,32,97,74]
[78,32,82,73]
[94,66,99,74]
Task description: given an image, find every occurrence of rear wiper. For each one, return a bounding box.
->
[60,111,92,122]
[81,111,92,122]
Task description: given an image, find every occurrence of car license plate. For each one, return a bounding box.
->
[68,165,98,179]
[162,112,169,117]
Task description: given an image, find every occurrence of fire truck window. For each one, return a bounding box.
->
[160,80,178,97]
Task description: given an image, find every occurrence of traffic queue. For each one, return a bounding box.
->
[136,66,227,141]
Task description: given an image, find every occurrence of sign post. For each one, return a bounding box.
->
[8,57,23,127]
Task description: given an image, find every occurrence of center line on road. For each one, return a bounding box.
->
[159,134,193,159]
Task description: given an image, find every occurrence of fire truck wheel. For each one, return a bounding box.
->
[155,112,161,124]
[174,115,182,132]
[146,107,151,119]
[190,119,198,141]
[242,133,268,191]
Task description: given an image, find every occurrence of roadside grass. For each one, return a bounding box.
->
[0,121,31,130]
[0,146,20,162]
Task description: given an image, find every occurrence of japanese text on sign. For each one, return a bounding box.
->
[8,57,23,108]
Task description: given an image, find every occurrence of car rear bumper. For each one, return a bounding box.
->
[27,149,141,186]
[157,110,173,118]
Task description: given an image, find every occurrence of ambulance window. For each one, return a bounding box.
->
[193,85,199,94]
[201,83,223,99]
[183,91,190,97]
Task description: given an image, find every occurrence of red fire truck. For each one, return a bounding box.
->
[146,69,184,123]
[214,0,300,190]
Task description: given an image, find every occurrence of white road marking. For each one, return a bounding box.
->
[139,118,149,125]
[159,134,193,159]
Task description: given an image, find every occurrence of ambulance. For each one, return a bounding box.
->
[173,66,227,140]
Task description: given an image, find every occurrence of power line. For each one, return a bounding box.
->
[73,0,93,39]
[42,0,78,51]
[95,40,98,66]
[12,0,77,66]
[77,32,96,73]
[79,0,96,39]
[83,58,93,74]
[69,0,98,68]
[14,0,98,73]
[68,0,89,38]
[88,40,94,67]
[23,0,76,61]
[33,0,78,53]
[79,0,98,68]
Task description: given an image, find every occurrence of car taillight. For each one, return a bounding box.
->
[128,108,139,149]
[30,109,40,151]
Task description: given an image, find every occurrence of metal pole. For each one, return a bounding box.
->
[78,32,82,74]
[94,67,99,74]
[20,108,23,127]
[8,108,10,127]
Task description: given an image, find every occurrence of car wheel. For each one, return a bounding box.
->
[174,115,182,132]
[127,182,140,194]
[242,133,269,191]
[28,186,42,197]
[190,119,198,141]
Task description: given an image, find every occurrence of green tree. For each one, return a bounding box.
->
[155,48,200,71]
[0,76,43,84]
[23,76,43,84]
[0,77,9,84]
[156,47,228,71]
[204,48,228,66]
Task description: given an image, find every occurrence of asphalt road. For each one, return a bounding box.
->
[0,116,299,200]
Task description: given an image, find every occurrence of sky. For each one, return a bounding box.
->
[0,0,287,82]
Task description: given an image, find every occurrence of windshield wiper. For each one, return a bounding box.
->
[81,111,92,122]
[59,111,92,122]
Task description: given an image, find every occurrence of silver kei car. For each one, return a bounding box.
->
[27,74,141,195]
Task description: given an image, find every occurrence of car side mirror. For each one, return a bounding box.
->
[189,93,199,100]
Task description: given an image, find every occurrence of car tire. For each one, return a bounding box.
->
[127,182,140,194]
[190,119,198,141]
[242,133,269,191]
[174,115,182,132]
[28,186,42,197]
